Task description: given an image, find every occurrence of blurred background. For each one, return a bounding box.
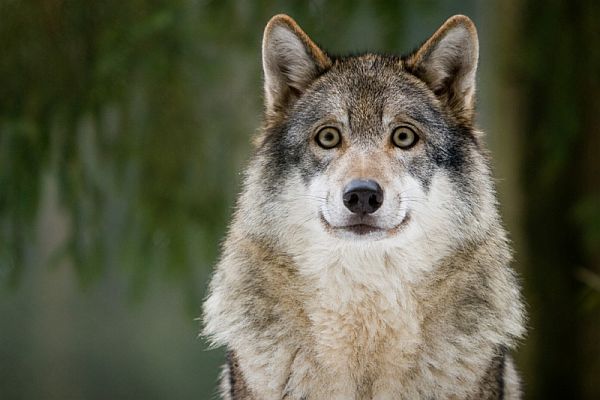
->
[0,0,598,399]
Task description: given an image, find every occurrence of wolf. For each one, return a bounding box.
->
[203,14,525,400]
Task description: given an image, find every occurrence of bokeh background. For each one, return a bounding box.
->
[1,0,598,399]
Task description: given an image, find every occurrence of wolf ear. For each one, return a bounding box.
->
[406,15,479,122]
[262,15,331,118]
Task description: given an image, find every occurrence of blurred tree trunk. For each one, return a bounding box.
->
[514,0,600,398]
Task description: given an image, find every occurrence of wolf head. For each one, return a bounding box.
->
[239,15,499,262]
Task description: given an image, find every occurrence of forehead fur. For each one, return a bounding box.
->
[326,53,436,98]
[284,54,448,137]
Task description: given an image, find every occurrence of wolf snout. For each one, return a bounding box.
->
[342,179,384,215]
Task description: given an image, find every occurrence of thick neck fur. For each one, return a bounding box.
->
[204,160,524,399]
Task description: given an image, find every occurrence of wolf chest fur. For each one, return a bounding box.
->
[203,14,525,400]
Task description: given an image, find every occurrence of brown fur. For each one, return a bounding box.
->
[203,14,525,399]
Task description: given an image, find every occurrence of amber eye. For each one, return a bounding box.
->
[391,126,418,149]
[315,127,341,149]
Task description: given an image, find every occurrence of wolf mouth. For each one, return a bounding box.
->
[319,212,410,238]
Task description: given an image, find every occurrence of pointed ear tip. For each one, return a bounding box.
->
[444,14,478,39]
[263,14,302,53]
[447,14,475,24]
[262,14,330,70]
[264,14,298,34]
[263,14,293,57]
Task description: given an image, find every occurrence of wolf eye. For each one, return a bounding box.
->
[315,127,341,149]
[392,126,418,149]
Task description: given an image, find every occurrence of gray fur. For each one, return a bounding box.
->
[203,14,525,399]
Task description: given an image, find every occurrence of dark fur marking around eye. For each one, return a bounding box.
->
[407,154,435,192]
[260,119,327,191]
[260,123,300,191]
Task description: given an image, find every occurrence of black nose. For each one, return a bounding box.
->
[343,179,384,215]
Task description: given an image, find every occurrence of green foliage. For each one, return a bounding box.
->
[0,0,258,300]
[0,0,597,398]
[517,0,600,397]
[2,0,471,298]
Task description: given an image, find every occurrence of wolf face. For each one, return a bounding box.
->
[204,14,525,400]
[254,15,494,253]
